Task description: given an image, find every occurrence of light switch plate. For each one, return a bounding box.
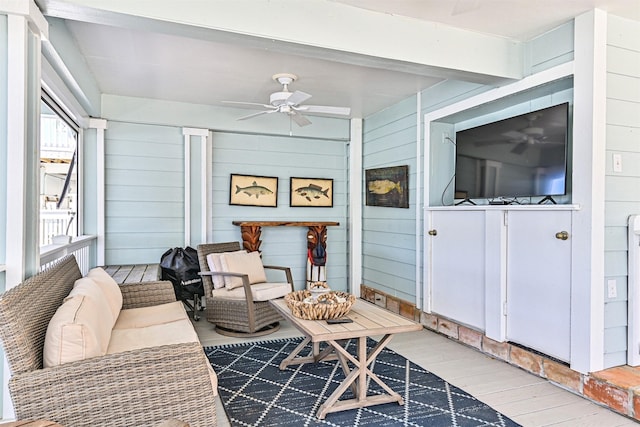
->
[608,279,617,299]
[613,154,622,173]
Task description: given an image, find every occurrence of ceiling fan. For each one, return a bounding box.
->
[502,114,550,154]
[222,73,351,127]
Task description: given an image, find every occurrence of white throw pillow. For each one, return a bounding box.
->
[87,267,123,322]
[220,251,267,290]
[206,250,245,290]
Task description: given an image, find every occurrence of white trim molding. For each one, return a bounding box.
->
[348,118,363,297]
[89,118,108,266]
[415,92,422,309]
[570,8,607,374]
[182,127,210,246]
[0,0,48,39]
[2,4,48,419]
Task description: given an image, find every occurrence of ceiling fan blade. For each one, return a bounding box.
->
[502,130,525,140]
[237,110,276,121]
[290,112,312,127]
[297,105,351,116]
[286,90,312,106]
[511,142,529,155]
[221,100,276,110]
[473,140,504,146]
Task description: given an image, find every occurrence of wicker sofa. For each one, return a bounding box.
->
[0,255,216,427]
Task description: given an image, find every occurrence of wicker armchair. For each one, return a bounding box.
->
[0,256,216,427]
[197,242,294,337]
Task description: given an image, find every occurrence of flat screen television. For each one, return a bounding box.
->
[454,102,569,202]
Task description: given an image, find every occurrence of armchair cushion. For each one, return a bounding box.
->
[220,251,267,289]
[206,250,245,289]
[211,281,291,302]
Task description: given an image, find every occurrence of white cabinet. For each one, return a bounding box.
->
[506,210,572,362]
[429,210,486,330]
[426,207,573,361]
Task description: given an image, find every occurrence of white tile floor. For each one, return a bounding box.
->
[193,318,638,427]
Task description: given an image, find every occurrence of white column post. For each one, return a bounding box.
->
[415,92,422,309]
[2,1,48,420]
[182,127,209,247]
[203,131,212,243]
[89,118,107,266]
[349,118,363,297]
[571,9,607,373]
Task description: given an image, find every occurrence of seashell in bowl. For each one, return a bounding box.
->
[310,286,331,300]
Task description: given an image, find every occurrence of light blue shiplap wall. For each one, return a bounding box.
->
[361,22,575,308]
[362,95,418,302]
[100,95,350,287]
[603,15,640,367]
[104,122,185,264]
[210,132,348,291]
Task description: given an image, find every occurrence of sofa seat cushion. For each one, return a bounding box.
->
[107,318,198,354]
[107,318,219,395]
[211,281,290,302]
[114,301,188,329]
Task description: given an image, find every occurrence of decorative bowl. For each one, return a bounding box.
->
[285,290,355,320]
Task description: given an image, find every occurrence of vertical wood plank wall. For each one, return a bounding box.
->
[603,15,640,367]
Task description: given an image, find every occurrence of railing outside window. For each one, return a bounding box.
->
[40,235,96,275]
[40,210,77,246]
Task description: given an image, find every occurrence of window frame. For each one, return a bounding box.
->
[39,89,83,246]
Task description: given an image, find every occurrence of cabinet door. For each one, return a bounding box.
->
[506,210,571,362]
[430,210,485,330]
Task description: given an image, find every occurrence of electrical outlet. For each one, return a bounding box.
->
[613,154,622,173]
[607,279,617,299]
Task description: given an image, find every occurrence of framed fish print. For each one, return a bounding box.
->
[290,177,333,207]
[365,165,409,208]
[229,174,278,207]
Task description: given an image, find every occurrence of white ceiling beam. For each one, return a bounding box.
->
[37,0,523,84]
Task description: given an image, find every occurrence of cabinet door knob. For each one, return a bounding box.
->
[428,229,437,236]
[555,231,569,240]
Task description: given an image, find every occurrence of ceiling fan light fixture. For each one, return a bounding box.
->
[523,126,544,136]
[270,91,292,106]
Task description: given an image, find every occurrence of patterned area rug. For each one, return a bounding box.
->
[204,337,521,426]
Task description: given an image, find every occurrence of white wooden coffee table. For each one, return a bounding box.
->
[270,298,423,419]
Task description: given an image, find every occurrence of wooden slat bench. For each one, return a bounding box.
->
[101,264,161,284]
